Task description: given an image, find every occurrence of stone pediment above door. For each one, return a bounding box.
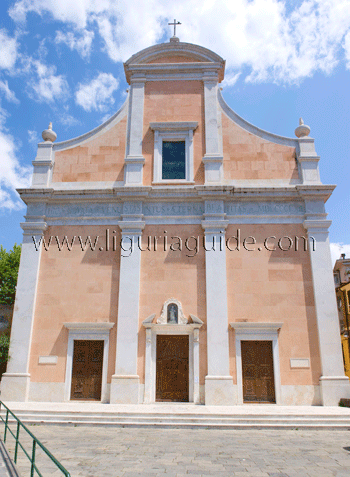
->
[142,298,203,328]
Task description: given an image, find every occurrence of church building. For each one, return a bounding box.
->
[2,33,349,406]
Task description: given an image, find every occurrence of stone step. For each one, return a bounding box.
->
[4,408,350,419]
[2,412,350,429]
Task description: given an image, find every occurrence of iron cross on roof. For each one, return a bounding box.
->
[168,19,181,37]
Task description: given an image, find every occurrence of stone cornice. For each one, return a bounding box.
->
[150,121,198,131]
[124,41,225,83]
[16,184,335,205]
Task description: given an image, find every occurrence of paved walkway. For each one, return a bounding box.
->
[2,425,350,477]
[0,441,19,477]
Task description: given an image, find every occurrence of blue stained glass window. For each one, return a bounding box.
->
[162,141,186,180]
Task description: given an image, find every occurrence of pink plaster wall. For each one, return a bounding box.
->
[138,225,207,384]
[142,80,205,185]
[222,114,299,181]
[52,117,127,183]
[30,225,120,383]
[226,224,321,385]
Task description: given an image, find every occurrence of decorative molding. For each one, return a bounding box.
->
[20,221,47,236]
[150,122,198,132]
[124,41,225,84]
[190,314,203,325]
[157,298,187,325]
[230,322,283,333]
[151,124,196,183]
[124,41,225,66]
[64,322,114,331]
[142,314,156,324]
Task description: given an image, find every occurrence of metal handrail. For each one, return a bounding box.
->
[0,401,71,477]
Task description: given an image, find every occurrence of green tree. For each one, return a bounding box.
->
[0,244,21,305]
[0,335,10,366]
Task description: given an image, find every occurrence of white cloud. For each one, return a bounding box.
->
[28,129,40,145]
[8,0,350,84]
[344,31,350,69]
[55,29,94,59]
[330,243,350,267]
[75,72,119,112]
[59,113,81,127]
[9,0,93,28]
[222,72,241,88]
[0,80,19,104]
[0,29,18,70]
[25,59,69,102]
[0,112,32,210]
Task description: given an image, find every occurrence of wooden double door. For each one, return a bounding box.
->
[71,340,104,401]
[156,335,189,402]
[241,340,276,403]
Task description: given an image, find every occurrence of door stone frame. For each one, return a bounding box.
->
[230,322,283,405]
[143,314,203,404]
[64,322,114,403]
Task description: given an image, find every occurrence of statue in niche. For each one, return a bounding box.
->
[167,303,178,324]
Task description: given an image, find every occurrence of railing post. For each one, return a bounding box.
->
[4,410,9,443]
[31,440,36,477]
[14,421,20,463]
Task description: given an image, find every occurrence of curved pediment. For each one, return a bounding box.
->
[125,41,224,66]
[124,41,225,83]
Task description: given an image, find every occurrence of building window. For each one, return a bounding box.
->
[162,141,186,180]
[150,122,198,183]
[334,272,340,286]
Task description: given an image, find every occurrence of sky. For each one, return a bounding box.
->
[0,0,349,265]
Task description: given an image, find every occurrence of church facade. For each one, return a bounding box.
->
[2,37,349,406]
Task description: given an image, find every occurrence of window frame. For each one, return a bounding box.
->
[150,122,198,184]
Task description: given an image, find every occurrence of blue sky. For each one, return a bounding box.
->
[0,0,349,264]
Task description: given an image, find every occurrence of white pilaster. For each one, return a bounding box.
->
[110,201,144,403]
[203,77,223,183]
[1,221,47,401]
[124,81,146,185]
[295,119,321,184]
[202,200,235,404]
[31,142,54,187]
[304,218,350,405]
[297,137,321,184]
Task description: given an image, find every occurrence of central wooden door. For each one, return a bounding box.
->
[156,335,189,402]
[70,340,104,401]
[241,340,276,403]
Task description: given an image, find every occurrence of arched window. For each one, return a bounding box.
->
[167,303,178,324]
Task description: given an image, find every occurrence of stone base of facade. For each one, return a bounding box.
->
[28,382,65,402]
[319,376,350,406]
[110,375,140,404]
[204,376,237,405]
[1,373,30,401]
[280,385,321,405]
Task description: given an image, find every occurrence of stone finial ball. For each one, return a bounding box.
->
[42,122,57,142]
[294,118,311,138]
